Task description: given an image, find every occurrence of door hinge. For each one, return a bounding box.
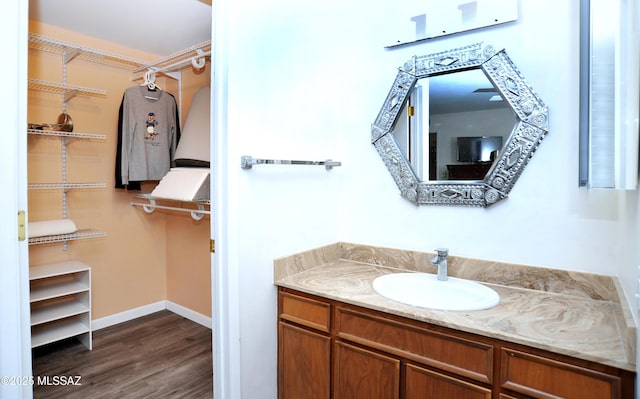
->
[18,210,26,241]
[407,105,415,117]
[210,239,215,253]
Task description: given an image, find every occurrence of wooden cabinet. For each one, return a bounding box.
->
[277,288,635,399]
[446,163,493,180]
[335,306,494,385]
[278,291,331,399]
[279,290,330,333]
[333,341,400,399]
[500,348,622,399]
[279,322,330,399]
[404,363,491,399]
[30,261,92,349]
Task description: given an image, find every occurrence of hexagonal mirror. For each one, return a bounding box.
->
[371,43,548,207]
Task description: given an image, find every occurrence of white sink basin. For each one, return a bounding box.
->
[372,272,500,311]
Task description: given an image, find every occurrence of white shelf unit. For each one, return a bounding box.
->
[27,129,107,140]
[29,261,92,350]
[29,32,114,251]
[29,33,148,71]
[28,230,108,246]
[27,129,107,248]
[26,33,164,352]
[28,78,106,103]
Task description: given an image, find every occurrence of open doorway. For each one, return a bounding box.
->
[26,0,214,396]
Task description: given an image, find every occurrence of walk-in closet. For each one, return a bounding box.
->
[26,0,213,395]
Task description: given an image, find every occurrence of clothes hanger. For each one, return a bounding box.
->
[141,70,162,91]
[141,70,162,100]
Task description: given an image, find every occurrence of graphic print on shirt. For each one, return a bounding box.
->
[145,112,159,140]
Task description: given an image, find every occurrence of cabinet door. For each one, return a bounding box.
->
[405,363,492,399]
[279,322,331,399]
[333,341,400,399]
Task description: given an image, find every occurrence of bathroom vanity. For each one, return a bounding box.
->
[275,243,636,399]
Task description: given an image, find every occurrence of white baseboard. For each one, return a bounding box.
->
[166,301,212,329]
[92,300,212,331]
[92,301,166,330]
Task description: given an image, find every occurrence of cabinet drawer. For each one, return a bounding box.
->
[279,290,331,333]
[335,307,494,384]
[501,348,621,399]
[405,363,492,399]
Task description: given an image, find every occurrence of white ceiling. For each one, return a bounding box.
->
[29,0,212,57]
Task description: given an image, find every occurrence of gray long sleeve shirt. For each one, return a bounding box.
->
[120,86,178,185]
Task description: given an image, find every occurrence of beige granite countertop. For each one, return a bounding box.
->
[274,242,637,372]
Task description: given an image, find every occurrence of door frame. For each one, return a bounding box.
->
[0,0,33,397]
[211,0,242,397]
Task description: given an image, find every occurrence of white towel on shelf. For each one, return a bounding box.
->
[150,167,210,201]
[28,219,78,238]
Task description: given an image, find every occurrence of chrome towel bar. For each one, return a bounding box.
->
[241,155,341,171]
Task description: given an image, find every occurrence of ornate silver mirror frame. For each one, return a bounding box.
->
[371,43,549,207]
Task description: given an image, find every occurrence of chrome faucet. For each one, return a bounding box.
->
[431,248,448,281]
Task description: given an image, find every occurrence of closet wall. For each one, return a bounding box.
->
[27,19,211,322]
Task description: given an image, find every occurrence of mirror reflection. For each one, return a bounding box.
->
[392,68,517,181]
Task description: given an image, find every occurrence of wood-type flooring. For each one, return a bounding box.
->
[32,310,213,399]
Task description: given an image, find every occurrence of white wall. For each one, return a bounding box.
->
[223,0,639,397]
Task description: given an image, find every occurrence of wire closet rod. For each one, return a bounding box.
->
[133,40,212,73]
[132,50,211,83]
[130,195,210,221]
[241,155,342,171]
